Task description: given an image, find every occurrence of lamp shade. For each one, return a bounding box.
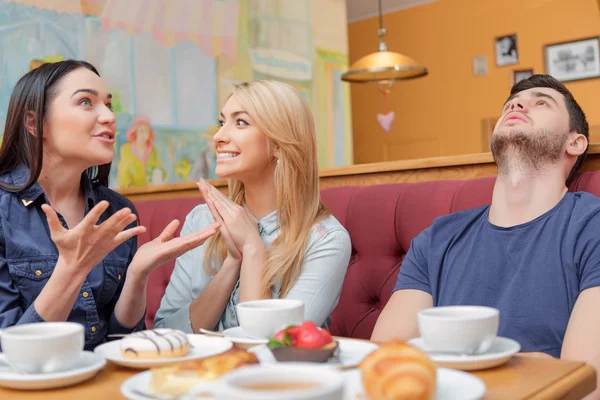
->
[341,51,428,83]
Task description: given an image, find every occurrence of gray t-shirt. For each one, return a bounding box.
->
[154,204,351,332]
[395,192,600,358]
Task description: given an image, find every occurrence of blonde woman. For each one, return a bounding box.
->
[154,81,351,333]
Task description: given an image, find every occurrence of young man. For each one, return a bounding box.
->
[372,75,600,389]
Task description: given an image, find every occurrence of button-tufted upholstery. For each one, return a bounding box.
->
[133,171,600,337]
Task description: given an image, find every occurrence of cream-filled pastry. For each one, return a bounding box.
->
[120,329,190,359]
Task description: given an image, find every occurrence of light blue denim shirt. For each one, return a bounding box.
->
[154,204,352,333]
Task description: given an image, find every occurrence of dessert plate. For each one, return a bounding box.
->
[121,369,211,400]
[343,367,486,400]
[121,365,486,400]
[94,334,232,369]
[0,351,105,390]
[407,337,521,371]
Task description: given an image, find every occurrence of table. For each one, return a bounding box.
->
[0,354,595,399]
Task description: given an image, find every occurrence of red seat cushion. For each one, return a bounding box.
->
[135,171,600,336]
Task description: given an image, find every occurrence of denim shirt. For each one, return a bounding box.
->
[0,164,144,350]
[154,204,352,333]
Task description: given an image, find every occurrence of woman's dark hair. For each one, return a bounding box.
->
[0,59,111,192]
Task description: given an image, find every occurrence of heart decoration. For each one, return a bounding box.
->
[377,111,395,133]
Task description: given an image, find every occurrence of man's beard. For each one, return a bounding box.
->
[491,128,567,176]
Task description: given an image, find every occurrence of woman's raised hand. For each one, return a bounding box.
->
[41,200,146,276]
[128,219,220,278]
[197,179,262,251]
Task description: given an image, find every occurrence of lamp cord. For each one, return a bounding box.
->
[378,0,383,31]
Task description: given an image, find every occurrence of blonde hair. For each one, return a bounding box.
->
[203,80,330,298]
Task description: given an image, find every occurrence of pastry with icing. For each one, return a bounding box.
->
[120,329,190,359]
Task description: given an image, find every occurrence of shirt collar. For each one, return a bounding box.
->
[245,205,279,236]
[11,163,97,210]
[10,163,44,207]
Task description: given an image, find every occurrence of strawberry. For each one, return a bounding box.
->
[286,326,301,346]
[319,328,333,344]
[274,329,287,342]
[295,321,326,349]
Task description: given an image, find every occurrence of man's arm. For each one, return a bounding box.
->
[561,286,600,400]
[371,225,434,342]
[371,289,433,342]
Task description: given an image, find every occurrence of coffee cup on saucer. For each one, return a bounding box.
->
[417,306,499,355]
[218,364,344,400]
[236,299,304,339]
[0,322,84,374]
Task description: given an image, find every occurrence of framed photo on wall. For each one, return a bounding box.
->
[544,36,600,82]
[495,34,519,66]
[512,68,534,85]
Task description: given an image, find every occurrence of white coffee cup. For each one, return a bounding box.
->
[417,306,499,355]
[236,299,304,339]
[0,322,84,374]
[217,364,344,400]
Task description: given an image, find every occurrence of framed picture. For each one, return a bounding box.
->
[544,36,600,82]
[495,34,518,66]
[512,68,534,85]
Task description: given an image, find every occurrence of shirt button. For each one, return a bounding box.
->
[91,326,97,333]
[117,274,122,280]
[35,270,42,277]
[82,292,89,298]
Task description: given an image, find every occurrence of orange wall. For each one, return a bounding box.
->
[348,0,600,164]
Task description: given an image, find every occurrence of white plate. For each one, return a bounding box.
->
[221,327,268,345]
[94,334,232,369]
[408,337,521,371]
[121,365,485,400]
[249,338,379,368]
[343,367,486,400]
[121,369,216,400]
[0,351,105,390]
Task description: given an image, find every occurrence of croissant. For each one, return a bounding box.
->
[360,340,437,400]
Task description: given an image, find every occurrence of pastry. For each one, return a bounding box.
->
[149,349,259,395]
[119,328,190,359]
[360,340,436,400]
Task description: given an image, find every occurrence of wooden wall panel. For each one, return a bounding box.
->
[119,145,600,202]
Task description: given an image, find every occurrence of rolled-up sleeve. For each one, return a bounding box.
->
[284,228,352,327]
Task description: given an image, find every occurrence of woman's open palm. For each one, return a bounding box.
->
[130,219,220,276]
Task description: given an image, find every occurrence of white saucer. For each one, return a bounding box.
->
[94,334,232,369]
[343,367,486,400]
[221,327,268,345]
[249,338,379,368]
[408,337,521,371]
[0,351,106,390]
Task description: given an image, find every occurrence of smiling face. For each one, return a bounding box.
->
[491,87,571,171]
[213,95,275,181]
[42,67,116,168]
